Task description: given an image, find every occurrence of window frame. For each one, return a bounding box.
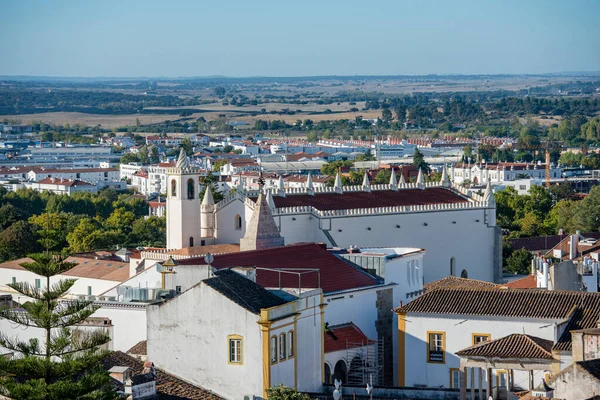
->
[449,368,460,388]
[472,333,491,345]
[287,330,294,359]
[270,335,278,364]
[426,330,446,364]
[496,369,507,387]
[187,178,195,200]
[227,334,243,365]
[35,278,41,289]
[279,333,287,360]
[171,179,177,197]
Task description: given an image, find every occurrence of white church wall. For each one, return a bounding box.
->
[403,314,559,389]
[324,289,379,340]
[147,282,263,400]
[214,200,247,244]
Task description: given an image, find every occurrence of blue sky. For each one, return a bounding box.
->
[0,0,599,77]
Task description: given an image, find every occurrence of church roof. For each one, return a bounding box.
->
[259,188,468,211]
[203,269,287,315]
[178,243,380,293]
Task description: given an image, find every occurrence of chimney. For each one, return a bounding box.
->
[347,246,361,254]
[542,261,549,289]
[570,234,579,260]
[108,366,132,383]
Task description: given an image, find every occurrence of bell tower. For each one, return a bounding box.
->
[166,149,202,250]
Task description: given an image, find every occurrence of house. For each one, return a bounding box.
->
[451,162,562,185]
[27,167,120,185]
[27,177,97,195]
[394,287,600,392]
[147,268,324,399]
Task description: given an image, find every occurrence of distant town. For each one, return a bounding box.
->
[0,73,600,400]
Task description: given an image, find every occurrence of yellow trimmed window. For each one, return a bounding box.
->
[472,333,491,345]
[427,331,445,363]
[228,335,243,364]
[279,333,287,360]
[270,336,278,364]
[449,368,460,388]
[288,330,294,358]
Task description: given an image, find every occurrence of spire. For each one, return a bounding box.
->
[389,168,398,188]
[202,185,214,206]
[240,193,285,252]
[398,173,406,187]
[362,171,370,191]
[175,148,190,170]
[483,180,496,206]
[334,172,343,193]
[416,168,425,188]
[440,163,450,187]
[266,190,276,210]
[306,173,313,191]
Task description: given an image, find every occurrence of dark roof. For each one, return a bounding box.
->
[257,188,468,211]
[178,243,379,293]
[578,359,600,381]
[324,323,375,353]
[397,288,600,351]
[127,340,147,356]
[203,269,287,315]
[456,334,553,359]
[509,234,568,252]
[424,276,499,293]
[102,351,222,400]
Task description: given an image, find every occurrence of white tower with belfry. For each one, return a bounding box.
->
[166,149,202,250]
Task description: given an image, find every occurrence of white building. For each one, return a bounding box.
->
[165,158,501,284]
[395,286,600,392]
[27,167,120,185]
[26,177,97,195]
[147,268,324,399]
[451,162,562,185]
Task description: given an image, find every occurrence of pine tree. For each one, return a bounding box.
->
[0,251,117,399]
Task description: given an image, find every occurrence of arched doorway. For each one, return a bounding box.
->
[324,363,332,384]
[333,360,347,384]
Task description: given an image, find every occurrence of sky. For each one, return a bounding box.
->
[0,0,599,78]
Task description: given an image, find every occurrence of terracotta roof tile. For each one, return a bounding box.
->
[102,351,222,399]
[37,178,93,186]
[178,243,379,293]
[325,323,375,353]
[260,188,468,211]
[397,288,600,351]
[456,334,553,359]
[503,275,537,289]
[0,257,129,282]
[127,340,147,356]
[424,276,499,292]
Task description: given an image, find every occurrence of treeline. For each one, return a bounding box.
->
[0,188,165,262]
[0,87,200,114]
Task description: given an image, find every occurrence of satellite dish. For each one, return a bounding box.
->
[204,253,214,265]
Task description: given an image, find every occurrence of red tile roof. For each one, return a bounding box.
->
[177,243,379,293]
[325,323,375,353]
[37,178,92,186]
[503,275,537,289]
[263,188,468,211]
[424,276,499,292]
[456,334,554,360]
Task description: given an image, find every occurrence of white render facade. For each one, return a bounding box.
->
[28,168,119,184]
[451,162,562,185]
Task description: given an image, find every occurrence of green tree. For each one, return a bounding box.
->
[266,385,311,400]
[572,186,600,232]
[130,216,166,247]
[505,248,533,274]
[374,169,391,184]
[180,137,193,156]
[548,182,575,202]
[0,221,38,261]
[412,148,430,174]
[0,252,116,399]
[320,161,352,177]
[546,200,577,234]
[0,203,24,230]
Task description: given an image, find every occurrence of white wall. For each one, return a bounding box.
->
[92,303,147,352]
[403,314,561,390]
[147,282,263,400]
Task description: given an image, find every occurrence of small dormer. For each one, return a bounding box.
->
[108,365,133,383]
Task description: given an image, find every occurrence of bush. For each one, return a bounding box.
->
[505,248,533,275]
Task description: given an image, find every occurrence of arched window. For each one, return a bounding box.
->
[288,330,294,358]
[450,257,456,276]
[461,269,468,279]
[235,214,242,230]
[189,237,194,247]
[187,178,194,199]
[324,363,332,384]
[279,333,286,360]
[171,179,177,197]
[333,360,347,384]
[270,336,277,364]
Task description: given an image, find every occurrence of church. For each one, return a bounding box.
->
[165,150,501,283]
